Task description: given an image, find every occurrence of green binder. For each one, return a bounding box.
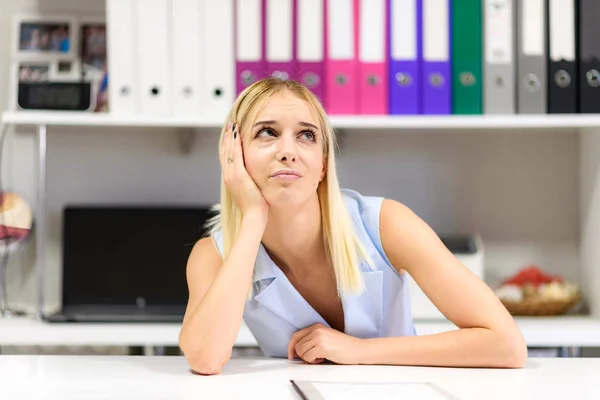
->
[451,0,483,114]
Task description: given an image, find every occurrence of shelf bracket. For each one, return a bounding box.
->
[36,124,47,320]
[176,128,196,154]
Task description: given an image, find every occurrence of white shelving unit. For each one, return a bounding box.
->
[6,110,600,130]
[2,110,600,352]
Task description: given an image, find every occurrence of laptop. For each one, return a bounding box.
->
[44,204,213,323]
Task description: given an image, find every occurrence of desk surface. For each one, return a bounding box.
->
[2,315,600,347]
[1,356,599,399]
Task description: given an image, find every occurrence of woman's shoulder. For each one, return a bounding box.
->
[340,188,411,226]
[340,188,386,228]
[340,188,389,254]
[341,187,384,210]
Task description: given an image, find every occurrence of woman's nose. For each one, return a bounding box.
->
[276,133,298,162]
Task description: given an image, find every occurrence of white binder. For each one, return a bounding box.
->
[136,0,171,116]
[106,0,137,115]
[171,0,204,118]
[202,0,235,118]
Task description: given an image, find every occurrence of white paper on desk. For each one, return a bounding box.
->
[291,381,454,400]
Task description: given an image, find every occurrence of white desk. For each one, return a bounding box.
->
[0,356,598,399]
[2,315,600,348]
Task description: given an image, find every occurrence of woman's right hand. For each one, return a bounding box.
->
[220,122,269,226]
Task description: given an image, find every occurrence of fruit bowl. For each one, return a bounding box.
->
[494,266,582,316]
[499,293,582,316]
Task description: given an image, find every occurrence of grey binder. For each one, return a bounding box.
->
[517,0,547,114]
[483,0,516,114]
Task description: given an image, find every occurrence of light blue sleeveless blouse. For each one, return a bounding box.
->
[212,188,416,358]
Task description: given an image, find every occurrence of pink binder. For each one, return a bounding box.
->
[235,0,266,95]
[325,0,358,115]
[357,0,388,114]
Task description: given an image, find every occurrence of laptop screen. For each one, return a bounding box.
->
[61,205,213,307]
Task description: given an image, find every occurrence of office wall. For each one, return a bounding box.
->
[1,0,597,357]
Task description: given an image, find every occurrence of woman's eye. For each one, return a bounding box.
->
[301,131,316,141]
[257,128,276,137]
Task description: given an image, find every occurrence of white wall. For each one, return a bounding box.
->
[1,1,582,318]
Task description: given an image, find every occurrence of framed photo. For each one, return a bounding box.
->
[79,16,107,80]
[53,59,81,81]
[12,14,79,60]
[79,16,108,112]
[17,61,52,82]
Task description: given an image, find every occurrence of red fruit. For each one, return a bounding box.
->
[501,265,564,287]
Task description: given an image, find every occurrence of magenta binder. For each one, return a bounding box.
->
[265,0,296,82]
[421,0,451,114]
[297,59,325,102]
[235,0,266,94]
[295,0,326,103]
[389,0,421,114]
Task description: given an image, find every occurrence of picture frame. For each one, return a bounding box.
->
[78,15,108,112]
[16,60,53,83]
[12,14,79,60]
[78,15,107,81]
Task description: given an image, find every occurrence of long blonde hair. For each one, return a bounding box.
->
[206,77,372,295]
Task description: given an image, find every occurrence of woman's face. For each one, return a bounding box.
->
[242,89,326,207]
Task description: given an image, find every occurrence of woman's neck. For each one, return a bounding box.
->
[261,194,326,275]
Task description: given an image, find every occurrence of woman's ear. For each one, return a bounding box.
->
[320,156,327,182]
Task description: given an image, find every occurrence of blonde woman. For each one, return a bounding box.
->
[179,78,527,375]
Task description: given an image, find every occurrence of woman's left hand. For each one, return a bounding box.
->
[287,323,363,365]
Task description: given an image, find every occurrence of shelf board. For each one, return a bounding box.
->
[0,315,598,347]
[1,111,223,128]
[3,111,600,130]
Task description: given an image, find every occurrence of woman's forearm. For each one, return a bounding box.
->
[179,213,265,372]
[357,328,527,369]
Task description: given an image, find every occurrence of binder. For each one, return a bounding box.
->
[325,0,358,115]
[578,0,600,113]
[296,0,326,103]
[235,0,265,94]
[547,0,577,114]
[451,0,482,114]
[517,0,547,114]
[388,0,420,115]
[483,0,515,114]
[136,0,171,115]
[106,0,137,115]
[203,0,235,117]
[266,0,295,82]
[357,0,388,114]
[421,0,451,114]
[171,0,203,117]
